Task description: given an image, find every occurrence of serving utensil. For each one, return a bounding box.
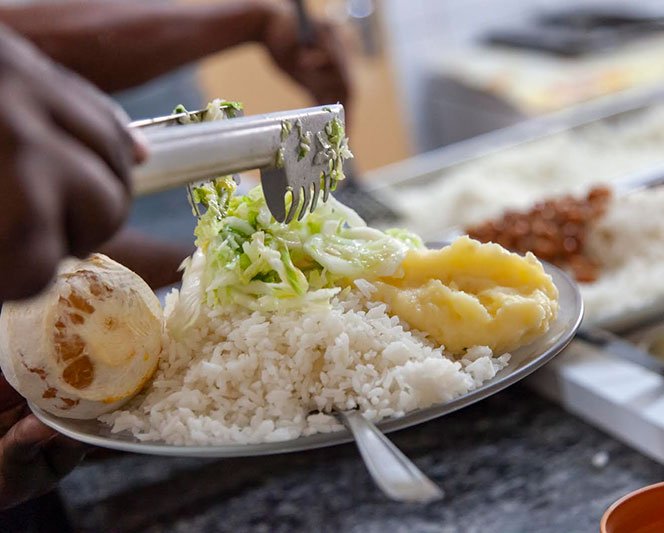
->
[131,104,348,223]
[610,164,664,195]
[288,0,400,225]
[335,409,444,503]
[576,326,664,376]
[132,103,245,219]
[291,0,315,46]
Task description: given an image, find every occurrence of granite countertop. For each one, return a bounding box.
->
[57,383,664,533]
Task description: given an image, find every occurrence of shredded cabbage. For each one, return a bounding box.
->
[185,177,423,312]
[172,98,418,313]
[174,99,243,122]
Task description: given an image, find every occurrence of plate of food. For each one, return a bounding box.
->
[0,178,582,457]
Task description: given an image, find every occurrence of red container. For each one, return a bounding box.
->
[601,481,664,533]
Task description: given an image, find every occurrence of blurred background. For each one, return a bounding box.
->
[125,0,664,240]
[120,0,664,163]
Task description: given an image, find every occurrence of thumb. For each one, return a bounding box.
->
[0,374,24,411]
[130,128,149,165]
[1,415,57,464]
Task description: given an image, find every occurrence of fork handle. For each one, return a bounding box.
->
[336,410,444,503]
[131,104,343,196]
[132,118,279,196]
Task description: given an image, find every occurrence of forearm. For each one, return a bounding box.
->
[0,1,271,92]
[99,228,193,289]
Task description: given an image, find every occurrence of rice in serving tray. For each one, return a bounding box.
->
[389,104,664,241]
[102,282,508,445]
[582,187,664,322]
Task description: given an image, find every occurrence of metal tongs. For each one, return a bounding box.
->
[131,104,346,223]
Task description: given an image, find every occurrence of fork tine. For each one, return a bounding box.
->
[322,172,332,202]
[131,104,348,222]
[284,188,300,224]
[310,178,321,213]
[186,184,203,218]
[298,185,311,221]
[261,167,290,222]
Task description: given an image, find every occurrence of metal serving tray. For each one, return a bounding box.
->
[365,86,664,192]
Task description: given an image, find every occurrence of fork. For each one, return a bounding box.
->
[335,409,444,503]
[288,0,401,226]
[131,104,349,223]
[133,102,245,219]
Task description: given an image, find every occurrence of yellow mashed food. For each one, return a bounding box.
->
[373,237,559,355]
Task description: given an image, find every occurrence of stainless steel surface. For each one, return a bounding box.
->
[28,261,582,458]
[131,105,244,129]
[365,87,664,191]
[133,104,245,219]
[332,178,400,224]
[132,104,345,223]
[129,110,192,129]
[335,409,444,503]
[611,164,664,195]
[576,326,664,375]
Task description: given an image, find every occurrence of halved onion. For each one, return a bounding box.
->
[0,254,163,419]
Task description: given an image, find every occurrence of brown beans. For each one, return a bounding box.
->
[466,186,612,283]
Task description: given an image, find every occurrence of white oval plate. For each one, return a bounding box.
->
[30,263,582,458]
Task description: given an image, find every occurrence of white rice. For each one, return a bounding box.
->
[100,283,510,445]
[583,187,664,322]
[388,104,664,241]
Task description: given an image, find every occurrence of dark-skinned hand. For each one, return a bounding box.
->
[0,374,88,510]
[0,23,146,303]
[261,3,352,117]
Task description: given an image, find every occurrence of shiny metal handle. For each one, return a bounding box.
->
[131,104,343,196]
[336,410,444,503]
[576,327,664,375]
[132,119,278,195]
